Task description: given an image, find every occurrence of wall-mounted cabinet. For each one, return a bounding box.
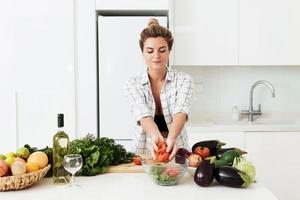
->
[172,0,238,66]
[239,0,300,65]
[172,0,300,66]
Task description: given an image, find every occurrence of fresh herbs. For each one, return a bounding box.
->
[70,134,134,176]
[24,134,134,177]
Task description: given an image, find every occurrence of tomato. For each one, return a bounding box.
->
[156,152,170,162]
[155,141,170,162]
[164,167,180,177]
[133,155,142,165]
[194,146,210,159]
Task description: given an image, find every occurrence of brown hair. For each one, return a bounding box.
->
[139,18,173,52]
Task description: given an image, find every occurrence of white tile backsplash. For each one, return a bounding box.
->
[173,65,300,117]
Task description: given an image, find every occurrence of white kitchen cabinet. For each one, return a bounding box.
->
[172,0,239,65]
[239,0,300,65]
[0,91,17,153]
[96,0,168,10]
[245,131,300,200]
[172,0,300,65]
[0,0,76,149]
[187,129,245,150]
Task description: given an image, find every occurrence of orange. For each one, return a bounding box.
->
[26,162,40,173]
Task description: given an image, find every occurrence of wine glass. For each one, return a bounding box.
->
[63,154,83,187]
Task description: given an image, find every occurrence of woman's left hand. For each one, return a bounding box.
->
[166,136,178,160]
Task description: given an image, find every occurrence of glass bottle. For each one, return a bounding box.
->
[53,113,70,184]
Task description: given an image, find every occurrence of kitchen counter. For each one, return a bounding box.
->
[1,174,278,200]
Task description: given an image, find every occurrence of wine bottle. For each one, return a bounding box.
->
[53,113,70,184]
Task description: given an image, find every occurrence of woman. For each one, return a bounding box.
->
[126,18,193,160]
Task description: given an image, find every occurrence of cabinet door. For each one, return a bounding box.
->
[245,132,300,200]
[11,0,75,148]
[173,0,238,65]
[239,0,300,65]
[0,91,17,153]
[187,130,244,150]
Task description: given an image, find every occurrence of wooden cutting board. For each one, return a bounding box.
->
[108,162,144,173]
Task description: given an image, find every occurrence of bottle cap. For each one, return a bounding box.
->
[57,113,64,127]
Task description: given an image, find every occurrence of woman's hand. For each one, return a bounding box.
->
[166,136,178,160]
[150,132,164,159]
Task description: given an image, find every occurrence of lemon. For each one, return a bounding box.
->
[16,147,30,160]
[6,152,16,158]
[5,156,15,166]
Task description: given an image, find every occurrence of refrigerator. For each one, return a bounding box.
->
[98,16,167,151]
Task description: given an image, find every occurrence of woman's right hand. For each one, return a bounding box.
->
[150,132,164,159]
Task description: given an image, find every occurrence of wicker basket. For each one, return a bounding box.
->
[0,164,51,191]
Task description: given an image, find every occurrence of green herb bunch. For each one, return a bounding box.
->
[70,134,134,176]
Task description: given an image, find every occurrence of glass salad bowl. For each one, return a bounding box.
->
[142,155,188,186]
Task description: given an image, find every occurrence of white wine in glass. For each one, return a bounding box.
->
[63,154,83,187]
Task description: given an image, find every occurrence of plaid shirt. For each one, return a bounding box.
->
[125,68,193,155]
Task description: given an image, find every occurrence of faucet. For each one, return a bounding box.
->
[242,80,275,122]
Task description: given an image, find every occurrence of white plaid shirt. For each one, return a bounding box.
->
[125,68,193,155]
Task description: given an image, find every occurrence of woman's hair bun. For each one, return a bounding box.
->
[148,18,159,28]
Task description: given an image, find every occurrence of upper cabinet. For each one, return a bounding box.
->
[172,0,300,66]
[239,0,300,65]
[172,0,238,66]
[96,0,168,10]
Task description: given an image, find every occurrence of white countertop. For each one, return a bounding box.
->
[1,174,278,200]
[188,112,300,132]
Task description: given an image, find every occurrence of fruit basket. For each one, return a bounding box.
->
[0,164,50,191]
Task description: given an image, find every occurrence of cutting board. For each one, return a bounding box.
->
[108,162,144,173]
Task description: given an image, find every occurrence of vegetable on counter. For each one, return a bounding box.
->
[70,134,134,176]
[213,149,247,168]
[194,146,210,159]
[194,160,214,187]
[192,140,226,156]
[214,166,252,188]
[215,147,236,159]
[233,156,256,183]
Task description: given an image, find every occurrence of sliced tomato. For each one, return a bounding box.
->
[133,155,142,165]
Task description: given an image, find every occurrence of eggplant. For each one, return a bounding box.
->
[192,140,226,156]
[214,166,251,188]
[194,160,214,187]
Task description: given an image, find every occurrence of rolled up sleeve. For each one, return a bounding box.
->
[172,74,193,120]
[125,78,152,125]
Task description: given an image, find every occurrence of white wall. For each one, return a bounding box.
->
[173,66,300,118]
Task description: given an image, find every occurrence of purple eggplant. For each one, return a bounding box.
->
[214,166,251,188]
[192,140,226,156]
[194,160,214,187]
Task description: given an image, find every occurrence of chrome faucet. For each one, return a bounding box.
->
[242,80,275,122]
